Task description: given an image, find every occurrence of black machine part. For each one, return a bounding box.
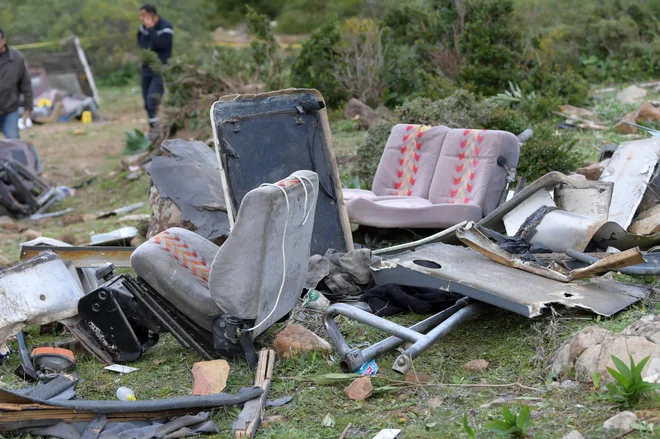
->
[77,272,259,366]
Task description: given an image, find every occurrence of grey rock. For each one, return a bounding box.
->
[560,380,580,391]
[603,411,638,433]
[617,85,647,104]
[344,98,387,130]
[562,430,585,439]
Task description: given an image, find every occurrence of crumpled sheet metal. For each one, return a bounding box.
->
[370,243,647,318]
[456,223,645,282]
[599,137,660,229]
[478,171,602,232]
[148,139,230,242]
[0,252,84,344]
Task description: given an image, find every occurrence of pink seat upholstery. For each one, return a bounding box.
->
[344,127,519,229]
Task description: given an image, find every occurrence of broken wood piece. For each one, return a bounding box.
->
[233,349,276,439]
[456,223,645,282]
[630,204,660,235]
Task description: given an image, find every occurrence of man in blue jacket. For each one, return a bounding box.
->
[137,3,173,131]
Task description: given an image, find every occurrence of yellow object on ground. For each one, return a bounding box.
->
[81,111,92,124]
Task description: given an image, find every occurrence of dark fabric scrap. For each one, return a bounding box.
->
[23,412,218,439]
[361,284,460,317]
[305,248,377,301]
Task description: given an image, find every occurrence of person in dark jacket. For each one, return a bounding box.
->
[137,3,173,129]
[0,28,33,139]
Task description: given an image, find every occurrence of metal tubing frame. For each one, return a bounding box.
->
[323,298,477,373]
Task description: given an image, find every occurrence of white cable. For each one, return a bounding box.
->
[242,175,314,333]
[291,174,315,225]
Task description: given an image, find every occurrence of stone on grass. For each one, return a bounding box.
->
[568,326,613,363]
[576,160,609,181]
[273,324,332,359]
[603,411,638,433]
[191,359,230,395]
[562,430,585,439]
[343,376,373,401]
[22,229,41,241]
[464,359,489,372]
[617,85,647,104]
[560,380,580,390]
[344,98,387,130]
[404,371,431,384]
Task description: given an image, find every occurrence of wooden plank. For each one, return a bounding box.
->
[234,349,276,439]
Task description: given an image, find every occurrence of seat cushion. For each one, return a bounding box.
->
[346,197,483,229]
[130,227,223,331]
[371,124,449,198]
[429,129,520,216]
[342,188,378,201]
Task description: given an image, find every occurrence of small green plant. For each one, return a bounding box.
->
[484,405,531,437]
[606,355,660,407]
[332,119,360,133]
[462,413,477,439]
[123,129,152,155]
[592,370,601,390]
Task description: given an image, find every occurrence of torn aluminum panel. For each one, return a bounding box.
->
[478,172,600,233]
[503,189,555,236]
[89,227,137,246]
[211,89,353,256]
[370,243,647,318]
[148,139,230,242]
[599,138,660,229]
[555,180,612,222]
[593,222,660,250]
[456,223,645,282]
[520,208,603,253]
[0,252,84,344]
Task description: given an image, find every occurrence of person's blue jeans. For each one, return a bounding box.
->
[0,111,20,139]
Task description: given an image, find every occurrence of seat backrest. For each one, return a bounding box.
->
[371,124,449,198]
[209,170,318,337]
[428,129,519,216]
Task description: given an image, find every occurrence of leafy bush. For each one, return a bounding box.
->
[123,129,152,154]
[98,61,139,87]
[332,119,360,133]
[291,20,350,108]
[606,355,660,407]
[484,405,532,437]
[517,123,582,182]
[458,0,523,96]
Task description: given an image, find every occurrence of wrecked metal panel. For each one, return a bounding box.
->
[478,172,597,233]
[524,209,603,253]
[0,253,84,344]
[89,227,137,246]
[149,139,230,241]
[555,180,613,222]
[212,89,352,256]
[20,246,133,268]
[599,138,660,229]
[371,243,646,318]
[456,224,645,282]
[593,221,660,251]
[503,189,555,236]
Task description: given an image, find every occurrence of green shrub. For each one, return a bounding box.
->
[291,20,350,108]
[482,107,529,135]
[484,405,532,437]
[355,123,394,188]
[458,0,523,96]
[332,119,360,133]
[517,123,582,182]
[396,89,489,129]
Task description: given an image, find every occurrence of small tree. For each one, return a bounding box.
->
[334,18,386,108]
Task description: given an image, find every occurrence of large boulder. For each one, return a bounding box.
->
[344,98,388,130]
[549,316,660,384]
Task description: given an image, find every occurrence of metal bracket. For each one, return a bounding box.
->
[323,298,486,374]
